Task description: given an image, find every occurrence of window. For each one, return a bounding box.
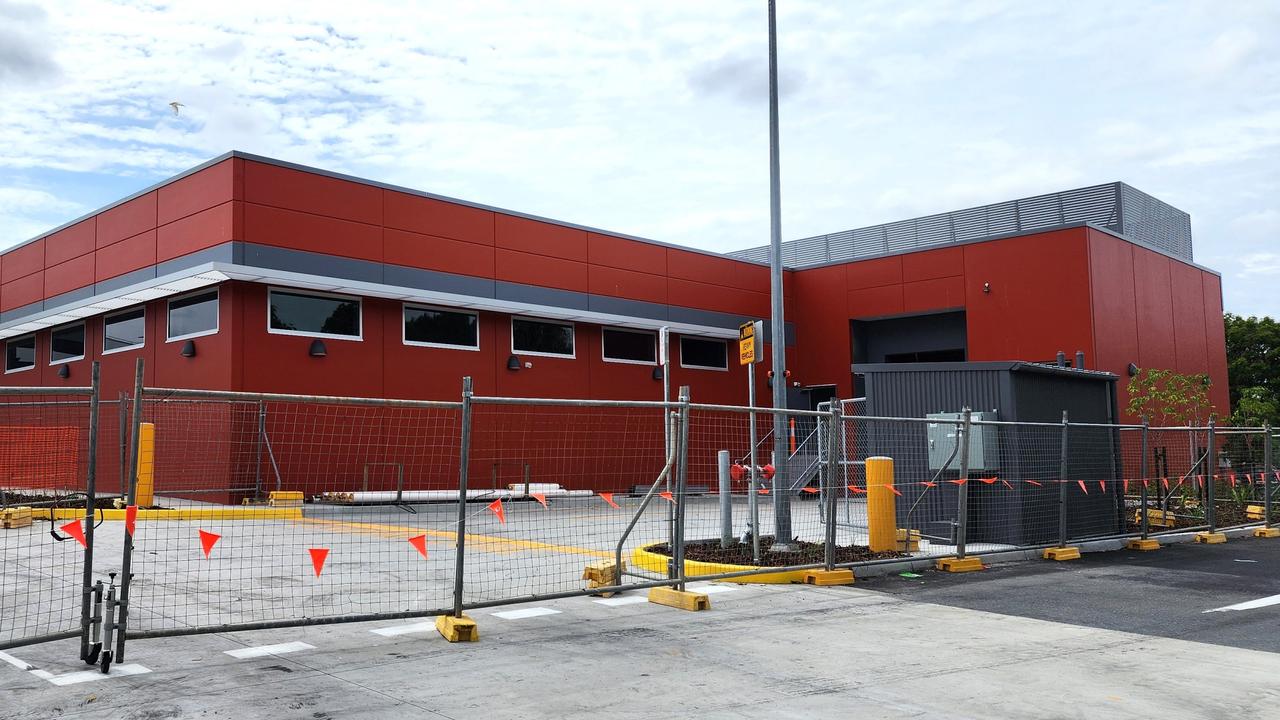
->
[168,290,219,341]
[512,317,574,357]
[103,308,145,353]
[268,289,361,339]
[404,305,479,350]
[5,335,35,373]
[602,327,656,365]
[50,323,85,364]
[679,336,728,370]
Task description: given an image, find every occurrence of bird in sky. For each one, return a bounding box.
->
[169,101,184,116]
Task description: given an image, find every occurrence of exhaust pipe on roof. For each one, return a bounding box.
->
[1056,351,1067,368]
[1076,351,1086,370]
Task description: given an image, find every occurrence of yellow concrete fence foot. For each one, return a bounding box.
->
[1042,546,1081,561]
[648,586,710,611]
[1195,532,1227,544]
[435,614,479,643]
[583,559,625,597]
[935,556,984,573]
[1252,527,1280,539]
[802,569,855,586]
[1126,538,1161,551]
[1245,506,1265,521]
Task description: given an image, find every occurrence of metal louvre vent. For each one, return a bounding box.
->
[728,182,1193,268]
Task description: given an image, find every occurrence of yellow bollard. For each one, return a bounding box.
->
[135,422,155,508]
[866,456,896,553]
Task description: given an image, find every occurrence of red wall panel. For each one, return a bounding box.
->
[902,276,965,314]
[2,239,43,284]
[383,190,494,246]
[158,159,234,226]
[1,272,43,311]
[243,203,383,263]
[494,248,588,293]
[44,220,96,267]
[666,249,739,289]
[587,233,666,276]
[846,256,902,290]
[44,254,95,298]
[668,278,769,317]
[157,201,234,263]
[243,161,381,225]
[495,214,587,261]
[902,246,963,283]
[384,228,494,278]
[1201,273,1230,413]
[587,265,667,305]
[847,284,904,318]
[95,230,157,282]
[1132,250,1176,371]
[1170,262,1209,375]
[1086,229,1140,380]
[791,265,854,396]
[97,193,156,248]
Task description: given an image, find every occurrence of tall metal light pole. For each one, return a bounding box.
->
[767,0,794,550]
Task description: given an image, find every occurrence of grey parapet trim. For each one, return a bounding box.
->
[242,244,384,285]
[384,265,495,299]
[495,281,589,312]
[94,266,158,295]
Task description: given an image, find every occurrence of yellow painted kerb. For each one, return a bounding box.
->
[35,507,302,521]
[630,543,811,584]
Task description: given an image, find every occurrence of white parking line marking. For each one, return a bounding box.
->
[1233,559,1258,563]
[1204,593,1280,613]
[370,622,434,637]
[687,583,738,595]
[593,595,649,607]
[0,651,33,671]
[224,641,315,659]
[492,607,561,620]
[44,664,151,686]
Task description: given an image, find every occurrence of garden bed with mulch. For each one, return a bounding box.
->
[646,537,907,567]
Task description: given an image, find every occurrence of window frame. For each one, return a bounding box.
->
[266,287,363,341]
[678,335,729,371]
[102,306,147,356]
[48,322,86,365]
[600,326,657,366]
[166,288,221,343]
[402,303,480,351]
[4,334,36,374]
[510,316,576,359]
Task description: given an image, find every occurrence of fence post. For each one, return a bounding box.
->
[114,358,144,663]
[1058,410,1070,548]
[1265,423,1273,532]
[1140,418,1150,540]
[118,392,127,498]
[824,402,840,571]
[955,408,972,560]
[78,362,101,662]
[718,450,732,549]
[671,386,691,591]
[450,376,473,619]
[1206,418,1216,533]
[253,401,266,501]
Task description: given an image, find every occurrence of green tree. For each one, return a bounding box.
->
[1224,313,1280,426]
[1126,368,1217,426]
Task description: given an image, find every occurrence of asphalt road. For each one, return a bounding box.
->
[857,535,1280,654]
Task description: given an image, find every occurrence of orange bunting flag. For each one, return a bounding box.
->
[758,488,770,495]
[1197,475,1205,489]
[1001,480,1014,490]
[1076,480,1088,495]
[801,487,820,494]
[1025,480,1043,487]
[922,481,938,488]
[948,479,967,486]
[1123,479,1130,494]
[198,530,221,558]
[125,504,138,537]
[889,486,903,497]
[659,491,676,503]
[531,493,548,508]
[407,534,428,559]
[1228,474,1237,487]
[847,485,866,494]
[308,547,329,577]
[599,492,620,509]
[60,520,87,548]
[1161,477,1170,490]
[487,498,506,524]
[1098,480,1106,493]
[979,477,998,485]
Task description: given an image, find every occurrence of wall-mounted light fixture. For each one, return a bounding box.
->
[57,364,70,379]
[180,340,197,358]
[507,354,521,371]
[309,339,327,357]
[983,282,991,294]
[652,365,664,381]
[1127,362,1139,377]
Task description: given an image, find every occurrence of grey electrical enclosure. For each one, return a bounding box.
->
[926,411,996,471]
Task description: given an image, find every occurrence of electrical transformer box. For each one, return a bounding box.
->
[926,411,996,472]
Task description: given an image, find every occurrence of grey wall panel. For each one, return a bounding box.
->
[495,281,589,312]
[95,267,158,295]
[242,244,383,285]
[0,301,45,325]
[384,265,496,298]
[155,243,237,276]
[587,294,668,322]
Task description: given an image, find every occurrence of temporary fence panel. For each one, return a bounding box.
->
[0,387,98,651]
[123,390,462,638]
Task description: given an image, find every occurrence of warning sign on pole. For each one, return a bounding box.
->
[739,321,762,366]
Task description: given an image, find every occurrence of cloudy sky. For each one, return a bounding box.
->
[1,0,1277,317]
